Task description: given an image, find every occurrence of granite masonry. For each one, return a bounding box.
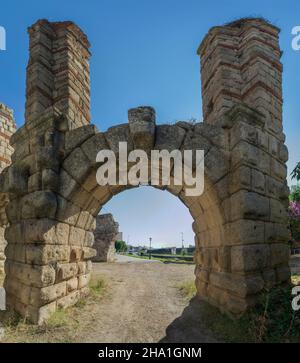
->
[92,214,117,263]
[0,18,291,323]
[0,104,16,274]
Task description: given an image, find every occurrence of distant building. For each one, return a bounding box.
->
[115,232,123,241]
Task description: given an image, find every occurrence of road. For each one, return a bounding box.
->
[115,253,158,263]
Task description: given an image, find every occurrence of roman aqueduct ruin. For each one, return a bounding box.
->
[0,18,291,324]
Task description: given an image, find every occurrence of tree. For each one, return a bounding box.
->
[291,162,300,182]
[115,240,128,252]
[290,185,300,203]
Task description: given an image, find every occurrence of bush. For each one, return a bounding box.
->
[115,240,128,252]
[289,201,300,241]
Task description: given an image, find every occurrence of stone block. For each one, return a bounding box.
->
[105,124,134,155]
[154,125,186,151]
[57,262,78,281]
[209,271,264,298]
[26,245,70,265]
[270,243,290,267]
[65,125,97,154]
[56,290,80,309]
[231,244,270,272]
[37,281,67,305]
[82,247,97,260]
[63,147,91,184]
[69,226,86,246]
[81,133,108,163]
[270,198,288,223]
[128,106,156,151]
[8,261,56,287]
[78,273,90,289]
[229,191,269,220]
[21,191,57,219]
[66,277,78,293]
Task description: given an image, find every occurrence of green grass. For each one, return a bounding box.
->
[178,281,197,299]
[89,277,106,297]
[46,309,71,328]
[124,253,194,264]
[292,274,300,285]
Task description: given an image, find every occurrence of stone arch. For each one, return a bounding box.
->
[0,18,291,324]
[58,116,229,305]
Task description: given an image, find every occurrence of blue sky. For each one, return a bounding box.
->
[0,0,299,247]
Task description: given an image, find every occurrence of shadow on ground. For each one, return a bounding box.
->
[160,297,220,343]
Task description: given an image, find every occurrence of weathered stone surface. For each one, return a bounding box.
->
[154,125,186,151]
[65,125,98,154]
[92,214,118,262]
[105,124,134,154]
[6,261,56,288]
[0,17,291,324]
[231,244,270,272]
[128,106,156,152]
[56,290,80,309]
[21,191,57,219]
[63,147,92,184]
[57,262,78,281]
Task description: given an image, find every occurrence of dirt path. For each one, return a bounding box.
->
[76,260,218,343]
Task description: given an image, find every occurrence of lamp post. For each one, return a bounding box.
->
[149,237,152,260]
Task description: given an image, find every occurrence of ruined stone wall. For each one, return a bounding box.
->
[0,18,291,324]
[194,19,290,309]
[92,214,117,262]
[0,103,16,274]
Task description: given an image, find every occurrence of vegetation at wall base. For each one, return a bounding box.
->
[0,277,107,343]
[201,283,300,343]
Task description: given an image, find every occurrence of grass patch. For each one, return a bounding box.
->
[292,274,300,285]
[201,284,300,343]
[89,277,106,297]
[46,309,71,328]
[124,253,194,264]
[178,280,197,299]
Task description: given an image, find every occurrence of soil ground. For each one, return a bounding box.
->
[0,259,218,343]
[75,260,218,343]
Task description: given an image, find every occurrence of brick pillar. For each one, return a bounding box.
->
[0,104,16,274]
[26,20,91,129]
[198,18,282,133]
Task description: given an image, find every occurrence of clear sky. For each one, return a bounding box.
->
[0,0,299,247]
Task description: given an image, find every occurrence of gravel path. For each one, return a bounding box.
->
[78,260,218,343]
